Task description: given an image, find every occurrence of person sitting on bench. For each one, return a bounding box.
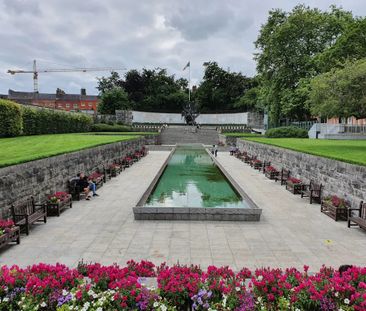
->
[77,173,99,200]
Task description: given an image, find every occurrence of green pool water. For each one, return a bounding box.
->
[145,146,249,208]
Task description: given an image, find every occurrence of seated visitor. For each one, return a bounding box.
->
[77,172,99,200]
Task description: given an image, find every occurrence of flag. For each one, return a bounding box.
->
[183,61,190,71]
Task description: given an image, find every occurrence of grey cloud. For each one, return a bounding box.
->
[1,0,366,94]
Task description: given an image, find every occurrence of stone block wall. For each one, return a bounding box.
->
[237,139,366,207]
[0,137,154,217]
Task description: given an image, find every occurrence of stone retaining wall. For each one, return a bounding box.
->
[0,136,156,217]
[237,139,366,207]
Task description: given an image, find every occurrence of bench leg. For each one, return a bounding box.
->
[310,196,313,204]
[44,215,47,223]
[57,208,60,217]
[17,236,20,244]
[25,224,29,236]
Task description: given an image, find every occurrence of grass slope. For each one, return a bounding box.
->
[0,133,140,167]
[244,137,366,166]
[224,133,262,137]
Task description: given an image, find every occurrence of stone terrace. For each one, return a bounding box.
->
[0,151,365,271]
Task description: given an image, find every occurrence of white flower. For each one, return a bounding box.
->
[62,289,68,296]
[338,308,344,311]
[153,302,159,308]
[40,302,47,307]
[2,298,9,302]
[96,308,103,311]
[344,298,350,305]
[160,305,167,311]
[335,292,339,297]
[92,293,98,299]
[295,309,301,311]
[235,287,240,292]
[257,275,263,281]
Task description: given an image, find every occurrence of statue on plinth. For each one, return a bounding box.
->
[181,102,199,126]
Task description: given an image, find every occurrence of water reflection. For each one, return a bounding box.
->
[145,147,248,208]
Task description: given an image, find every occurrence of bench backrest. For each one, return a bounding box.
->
[11,197,35,216]
[281,169,290,178]
[360,201,366,219]
[310,180,323,191]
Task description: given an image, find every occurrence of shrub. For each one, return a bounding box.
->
[22,107,93,135]
[90,123,132,132]
[265,126,308,138]
[0,99,22,137]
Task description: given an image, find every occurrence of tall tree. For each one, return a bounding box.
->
[196,62,253,112]
[255,5,354,125]
[309,58,366,119]
[98,87,131,114]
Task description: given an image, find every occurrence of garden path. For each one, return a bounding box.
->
[1,150,365,271]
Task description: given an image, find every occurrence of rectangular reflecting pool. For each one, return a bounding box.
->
[134,145,262,221]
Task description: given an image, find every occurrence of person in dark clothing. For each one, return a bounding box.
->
[77,173,98,200]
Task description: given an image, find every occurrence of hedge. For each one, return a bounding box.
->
[0,100,93,137]
[0,99,22,137]
[22,106,93,135]
[265,126,308,138]
[90,123,133,132]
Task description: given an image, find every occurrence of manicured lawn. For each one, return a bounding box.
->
[0,133,140,167]
[244,137,366,166]
[224,132,262,137]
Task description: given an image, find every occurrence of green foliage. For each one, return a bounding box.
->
[90,123,132,132]
[255,5,355,125]
[0,99,22,137]
[195,62,254,112]
[98,87,131,114]
[21,107,93,135]
[309,58,366,119]
[97,69,188,112]
[265,126,308,138]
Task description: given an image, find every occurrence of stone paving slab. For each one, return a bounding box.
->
[0,150,365,272]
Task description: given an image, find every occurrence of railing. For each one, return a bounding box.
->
[313,124,366,135]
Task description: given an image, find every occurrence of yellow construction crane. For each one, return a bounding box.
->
[7,59,126,93]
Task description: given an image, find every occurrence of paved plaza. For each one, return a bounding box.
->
[1,150,365,271]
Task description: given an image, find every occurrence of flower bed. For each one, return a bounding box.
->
[321,195,350,221]
[286,177,304,194]
[264,166,279,180]
[0,219,20,249]
[251,159,262,170]
[46,192,72,217]
[0,261,365,311]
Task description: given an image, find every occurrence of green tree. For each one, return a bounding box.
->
[255,5,354,125]
[196,62,253,112]
[98,87,131,114]
[309,58,366,119]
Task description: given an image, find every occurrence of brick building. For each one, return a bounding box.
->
[8,89,99,114]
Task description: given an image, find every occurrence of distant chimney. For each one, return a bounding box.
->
[56,88,65,97]
[80,88,86,96]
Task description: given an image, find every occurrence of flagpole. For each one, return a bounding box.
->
[188,61,191,102]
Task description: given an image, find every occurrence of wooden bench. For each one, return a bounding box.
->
[0,226,20,250]
[264,166,280,180]
[261,161,271,173]
[301,180,323,204]
[10,197,47,235]
[68,178,86,201]
[106,163,122,178]
[276,168,290,185]
[348,201,366,231]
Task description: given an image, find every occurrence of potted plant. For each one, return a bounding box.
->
[265,166,279,180]
[321,195,350,221]
[251,159,262,170]
[0,219,20,249]
[46,192,72,217]
[286,177,303,194]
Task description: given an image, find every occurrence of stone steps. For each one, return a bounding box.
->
[160,126,219,145]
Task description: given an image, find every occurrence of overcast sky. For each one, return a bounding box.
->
[1,0,365,95]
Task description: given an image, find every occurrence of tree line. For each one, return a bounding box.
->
[97,5,366,125]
